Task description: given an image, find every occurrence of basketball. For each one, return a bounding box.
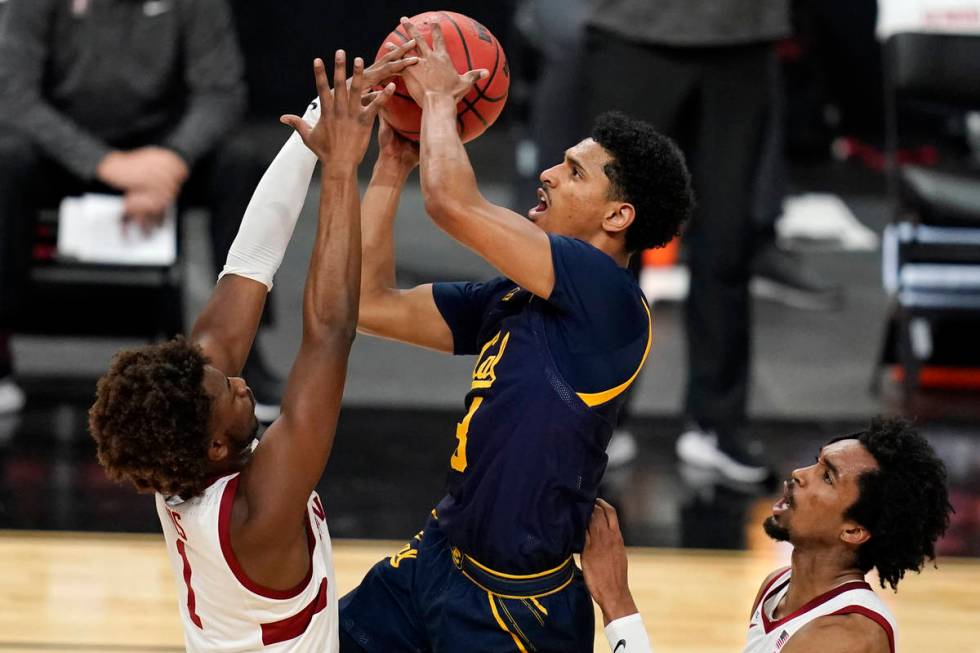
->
[375,11,509,143]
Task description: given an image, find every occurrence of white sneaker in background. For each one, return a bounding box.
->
[675,427,769,485]
[0,377,26,415]
[606,429,638,468]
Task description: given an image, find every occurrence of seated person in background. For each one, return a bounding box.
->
[0,0,279,417]
[582,417,953,653]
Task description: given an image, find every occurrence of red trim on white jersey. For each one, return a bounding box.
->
[828,605,896,653]
[261,577,330,645]
[760,579,872,633]
[218,475,316,600]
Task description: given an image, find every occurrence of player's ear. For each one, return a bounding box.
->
[207,433,229,463]
[603,202,635,235]
[840,522,871,547]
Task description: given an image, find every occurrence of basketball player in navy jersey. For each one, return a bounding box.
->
[338,19,693,652]
[580,418,952,653]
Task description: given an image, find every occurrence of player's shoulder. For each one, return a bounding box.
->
[549,234,622,269]
[783,612,891,653]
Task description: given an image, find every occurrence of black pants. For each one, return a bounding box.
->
[586,34,773,433]
[0,126,270,334]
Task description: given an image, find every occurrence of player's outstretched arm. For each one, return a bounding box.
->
[583,499,655,653]
[357,117,454,351]
[190,40,419,375]
[235,54,394,548]
[398,18,557,300]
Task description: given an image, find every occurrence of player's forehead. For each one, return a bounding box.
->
[818,439,878,479]
[565,138,612,173]
[201,365,227,398]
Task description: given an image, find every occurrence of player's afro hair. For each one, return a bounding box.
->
[89,337,214,500]
[591,111,694,252]
[832,417,952,591]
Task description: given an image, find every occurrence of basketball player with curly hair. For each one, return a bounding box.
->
[88,45,415,652]
[579,417,952,653]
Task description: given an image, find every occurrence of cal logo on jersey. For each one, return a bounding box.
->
[471,331,510,390]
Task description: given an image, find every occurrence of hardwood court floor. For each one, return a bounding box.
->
[1,531,977,653]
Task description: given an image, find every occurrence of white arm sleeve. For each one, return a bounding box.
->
[218,97,321,290]
[605,613,653,653]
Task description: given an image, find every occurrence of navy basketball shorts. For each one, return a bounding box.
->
[338,513,595,652]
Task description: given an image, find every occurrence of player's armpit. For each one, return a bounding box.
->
[358,283,454,353]
[781,614,890,653]
[424,194,555,300]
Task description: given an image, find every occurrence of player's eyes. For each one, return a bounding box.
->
[823,471,832,484]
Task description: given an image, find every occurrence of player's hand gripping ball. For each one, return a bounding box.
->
[375,11,509,143]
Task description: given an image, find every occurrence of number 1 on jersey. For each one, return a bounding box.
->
[451,397,484,472]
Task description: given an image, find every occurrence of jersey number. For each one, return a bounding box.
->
[450,396,484,472]
[176,539,203,629]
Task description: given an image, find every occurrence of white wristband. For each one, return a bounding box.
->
[218,97,321,290]
[605,613,653,653]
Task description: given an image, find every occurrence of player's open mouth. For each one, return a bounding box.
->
[772,481,793,515]
[528,188,549,220]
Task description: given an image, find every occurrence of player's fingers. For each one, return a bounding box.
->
[461,68,489,87]
[430,21,446,52]
[312,58,332,114]
[348,57,365,112]
[381,54,420,76]
[379,38,417,63]
[360,90,382,107]
[363,82,395,118]
[596,498,621,535]
[400,17,430,55]
[280,114,312,143]
[332,49,348,111]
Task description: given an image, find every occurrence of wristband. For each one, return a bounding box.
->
[605,613,653,653]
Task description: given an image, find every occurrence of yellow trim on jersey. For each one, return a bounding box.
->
[575,298,653,407]
[529,597,548,616]
[462,569,576,600]
[488,592,529,652]
[465,553,573,580]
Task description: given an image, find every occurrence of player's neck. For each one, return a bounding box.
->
[586,233,630,267]
[778,547,865,618]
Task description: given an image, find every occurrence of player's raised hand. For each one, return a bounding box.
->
[398,17,487,104]
[280,51,395,168]
[365,39,419,88]
[377,117,419,170]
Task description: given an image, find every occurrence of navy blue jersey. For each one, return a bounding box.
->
[431,235,651,573]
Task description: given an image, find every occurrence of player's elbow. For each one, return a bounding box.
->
[422,191,467,229]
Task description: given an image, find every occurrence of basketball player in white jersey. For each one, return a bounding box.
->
[582,417,951,653]
[88,44,415,652]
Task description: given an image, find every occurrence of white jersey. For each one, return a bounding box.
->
[743,568,897,653]
[155,473,338,652]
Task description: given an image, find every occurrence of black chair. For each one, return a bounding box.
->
[879,32,980,399]
[18,206,185,341]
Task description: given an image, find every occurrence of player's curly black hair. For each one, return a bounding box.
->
[89,337,214,500]
[591,111,694,252]
[831,417,952,591]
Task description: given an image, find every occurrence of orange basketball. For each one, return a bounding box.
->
[375,11,509,143]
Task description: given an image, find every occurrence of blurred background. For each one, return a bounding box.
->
[0,0,979,593]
